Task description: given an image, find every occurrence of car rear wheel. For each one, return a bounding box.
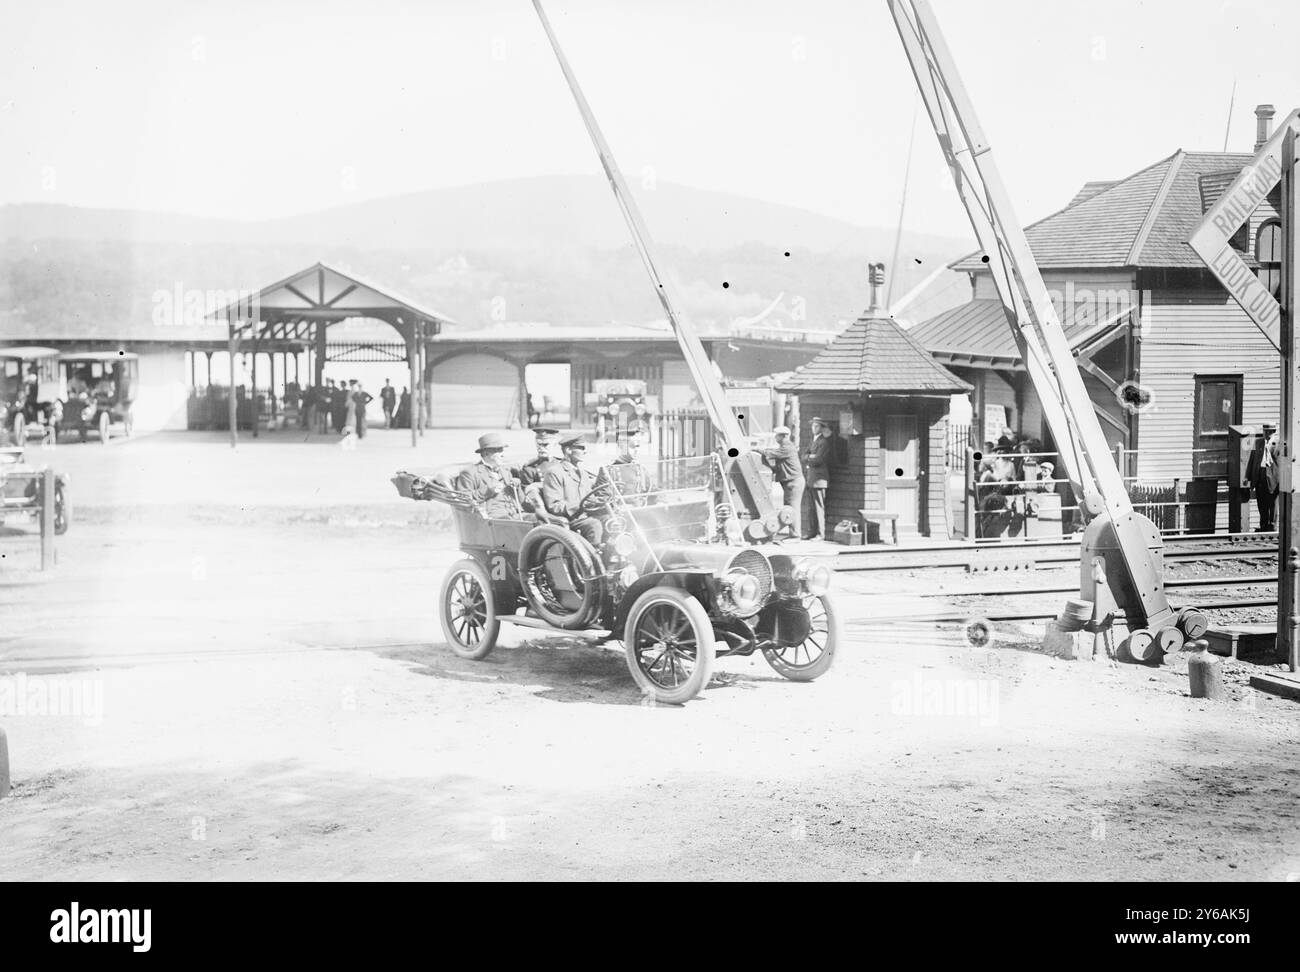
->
[761,594,838,682]
[623,586,715,705]
[439,559,499,660]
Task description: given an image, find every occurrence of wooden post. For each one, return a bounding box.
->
[1280,130,1300,671]
[314,320,327,387]
[408,326,418,448]
[40,466,54,570]
[964,446,976,539]
[228,324,239,448]
[251,344,259,439]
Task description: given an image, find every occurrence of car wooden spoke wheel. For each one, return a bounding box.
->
[439,559,499,660]
[623,587,715,705]
[762,594,839,682]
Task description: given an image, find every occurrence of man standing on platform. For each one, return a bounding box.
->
[380,379,397,429]
[1247,423,1281,531]
[762,425,804,538]
[802,418,834,540]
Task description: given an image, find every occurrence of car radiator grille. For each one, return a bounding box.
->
[726,548,773,602]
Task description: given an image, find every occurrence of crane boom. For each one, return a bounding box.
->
[533,0,777,524]
[888,0,1184,642]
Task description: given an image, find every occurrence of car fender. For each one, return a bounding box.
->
[614,569,714,632]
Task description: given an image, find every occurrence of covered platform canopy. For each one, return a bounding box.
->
[209,262,460,446]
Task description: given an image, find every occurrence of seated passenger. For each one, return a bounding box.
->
[518,426,561,516]
[597,421,656,507]
[455,432,523,518]
[542,431,604,546]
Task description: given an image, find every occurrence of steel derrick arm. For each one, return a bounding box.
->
[533,0,777,524]
[887,0,1180,638]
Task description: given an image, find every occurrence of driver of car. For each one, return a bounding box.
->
[542,430,604,546]
[455,432,523,518]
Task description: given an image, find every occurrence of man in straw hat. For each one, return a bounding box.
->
[456,432,522,518]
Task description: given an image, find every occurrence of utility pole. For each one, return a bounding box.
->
[1280,132,1300,671]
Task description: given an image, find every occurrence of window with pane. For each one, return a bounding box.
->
[1257,220,1282,298]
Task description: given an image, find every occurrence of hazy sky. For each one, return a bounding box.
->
[1,0,1295,239]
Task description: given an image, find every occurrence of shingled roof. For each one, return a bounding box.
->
[777,313,971,395]
[951,150,1258,271]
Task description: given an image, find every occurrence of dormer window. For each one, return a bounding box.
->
[1257,219,1282,298]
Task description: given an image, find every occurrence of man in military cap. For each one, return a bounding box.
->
[803,417,835,539]
[542,431,604,545]
[762,425,804,538]
[456,432,522,518]
[598,421,655,507]
[517,426,561,514]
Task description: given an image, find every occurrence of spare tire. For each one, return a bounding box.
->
[518,524,605,630]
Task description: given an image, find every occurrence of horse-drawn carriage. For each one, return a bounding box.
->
[393,453,838,704]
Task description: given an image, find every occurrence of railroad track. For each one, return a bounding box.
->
[834,531,1278,573]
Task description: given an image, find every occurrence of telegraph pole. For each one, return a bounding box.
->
[1280,131,1300,671]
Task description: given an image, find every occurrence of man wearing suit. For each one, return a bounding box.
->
[802,417,835,540]
[330,379,348,434]
[542,431,604,546]
[1246,423,1280,532]
[380,379,397,429]
[762,425,804,538]
[455,432,522,518]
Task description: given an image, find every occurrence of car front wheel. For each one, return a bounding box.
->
[623,586,715,705]
[761,594,839,682]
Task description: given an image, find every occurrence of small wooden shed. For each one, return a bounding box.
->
[778,291,971,540]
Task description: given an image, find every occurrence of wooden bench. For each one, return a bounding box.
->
[858,509,899,546]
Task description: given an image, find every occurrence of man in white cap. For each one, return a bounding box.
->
[762,425,803,537]
[455,432,522,518]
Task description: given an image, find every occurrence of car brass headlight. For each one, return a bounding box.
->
[619,565,639,587]
[723,570,763,615]
[612,533,636,557]
[746,519,768,541]
[793,559,832,596]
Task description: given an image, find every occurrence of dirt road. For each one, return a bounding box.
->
[2,433,1298,880]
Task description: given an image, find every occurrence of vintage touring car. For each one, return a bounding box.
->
[394,453,838,704]
[55,351,138,445]
[1,346,62,445]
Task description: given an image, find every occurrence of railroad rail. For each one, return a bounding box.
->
[833,531,1277,573]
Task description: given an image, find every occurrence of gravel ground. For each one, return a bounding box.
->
[1,431,1298,880]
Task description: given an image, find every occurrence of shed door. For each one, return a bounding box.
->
[883,414,920,529]
[429,354,519,428]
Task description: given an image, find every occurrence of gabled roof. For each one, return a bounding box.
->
[909,297,1133,369]
[777,312,970,395]
[951,150,1258,271]
[208,261,461,330]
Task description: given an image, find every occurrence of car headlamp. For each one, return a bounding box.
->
[619,565,639,587]
[777,505,795,525]
[612,533,637,558]
[723,571,763,615]
[793,559,832,596]
[763,512,782,536]
[746,519,768,541]
[724,517,744,542]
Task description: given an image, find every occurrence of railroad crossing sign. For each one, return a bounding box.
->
[1189,109,1300,352]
